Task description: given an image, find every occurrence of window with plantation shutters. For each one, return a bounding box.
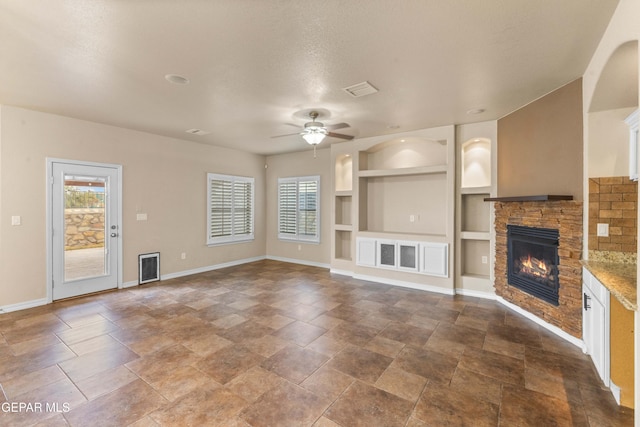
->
[207,173,254,245]
[278,176,320,243]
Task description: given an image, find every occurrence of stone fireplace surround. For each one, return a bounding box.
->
[493,199,583,339]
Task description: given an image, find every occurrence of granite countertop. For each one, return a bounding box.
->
[582,260,637,311]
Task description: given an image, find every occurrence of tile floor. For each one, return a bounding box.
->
[0,260,634,426]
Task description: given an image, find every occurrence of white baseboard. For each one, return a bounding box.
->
[609,381,621,406]
[161,256,267,281]
[121,280,139,289]
[455,288,497,300]
[0,298,48,314]
[353,273,456,296]
[496,296,585,350]
[329,268,353,277]
[265,256,330,270]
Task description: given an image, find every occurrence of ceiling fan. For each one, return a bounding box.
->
[272,110,354,146]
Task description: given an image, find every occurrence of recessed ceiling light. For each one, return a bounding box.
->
[165,74,190,85]
[466,108,485,115]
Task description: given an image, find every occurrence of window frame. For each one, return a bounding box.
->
[277,175,321,243]
[206,173,255,246]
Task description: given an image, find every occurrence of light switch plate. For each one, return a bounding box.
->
[136,213,148,221]
[11,216,21,226]
[596,223,609,237]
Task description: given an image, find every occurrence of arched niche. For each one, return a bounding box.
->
[461,137,491,188]
[590,40,638,113]
[587,41,639,178]
[363,137,447,170]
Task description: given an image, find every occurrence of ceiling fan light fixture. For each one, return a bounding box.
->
[301,127,328,145]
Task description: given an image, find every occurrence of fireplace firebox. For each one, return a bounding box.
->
[507,225,560,306]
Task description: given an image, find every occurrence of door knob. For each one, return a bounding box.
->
[111,232,118,237]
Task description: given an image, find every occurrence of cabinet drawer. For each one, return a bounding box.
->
[592,276,609,306]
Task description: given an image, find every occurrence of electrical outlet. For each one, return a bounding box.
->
[481,256,488,264]
[596,223,609,237]
[181,252,186,260]
[297,245,302,251]
[11,216,21,226]
[136,213,148,221]
[409,215,415,223]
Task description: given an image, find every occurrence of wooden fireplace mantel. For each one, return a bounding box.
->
[483,195,573,202]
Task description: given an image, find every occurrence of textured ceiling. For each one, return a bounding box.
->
[0,0,620,155]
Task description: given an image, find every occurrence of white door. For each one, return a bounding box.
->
[51,161,121,300]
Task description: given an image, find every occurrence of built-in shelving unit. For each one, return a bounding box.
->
[455,122,498,296]
[358,165,447,177]
[332,154,354,266]
[331,126,455,292]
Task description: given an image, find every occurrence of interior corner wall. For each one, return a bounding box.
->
[497,78,584,201]
[265,148,331,265]
[0,105,266,307]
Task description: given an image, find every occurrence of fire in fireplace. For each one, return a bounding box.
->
[507,225,560,306]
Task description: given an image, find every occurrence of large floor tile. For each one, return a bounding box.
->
[0,260,631,426]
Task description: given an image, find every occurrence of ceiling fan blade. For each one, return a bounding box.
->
[327,122,350,131]
[271,132,301,139]
[327,132,354,140]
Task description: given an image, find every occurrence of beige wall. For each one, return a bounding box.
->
[265,148,331,265]
[365,174,447,235]
[589,107,636,177]
[0,106,266,307]
[498,78,584,201]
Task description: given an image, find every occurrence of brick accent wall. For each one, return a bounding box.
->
[494,200,583,338]
[588,177,637,253]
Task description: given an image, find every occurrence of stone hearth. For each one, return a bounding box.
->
[494,200,583,338]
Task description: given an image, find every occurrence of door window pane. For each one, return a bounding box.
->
[64,175,107,281]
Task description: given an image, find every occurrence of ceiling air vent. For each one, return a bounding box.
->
[343,81,378,98]
[185,129,210,136]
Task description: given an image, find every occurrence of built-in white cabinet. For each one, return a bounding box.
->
[356,237,448,278]
[356,237,376,267]
[420,242,448,277]
[582,267,610,385]
[625,109,639,181]
[377,240,398,269]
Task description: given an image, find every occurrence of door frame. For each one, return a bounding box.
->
[46,158,123,303]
